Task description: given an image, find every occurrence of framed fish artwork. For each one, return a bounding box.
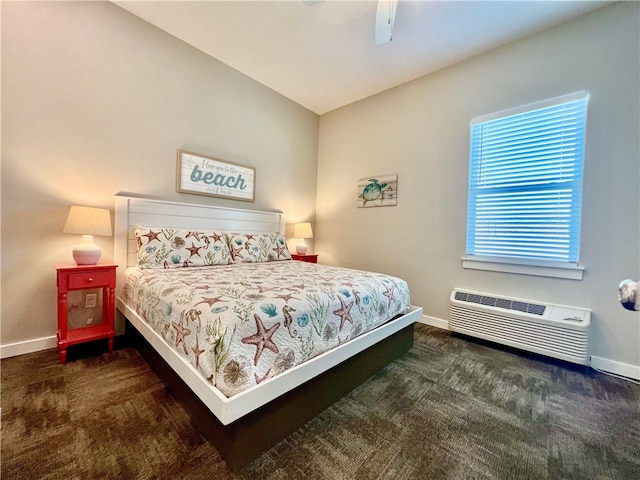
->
[357,173,397,207]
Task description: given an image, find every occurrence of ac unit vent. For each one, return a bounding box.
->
[450,289,591,365]
[454,290,546,316]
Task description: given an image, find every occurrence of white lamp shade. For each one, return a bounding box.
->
[293,222,313,239]
[63,206,112,265]
[63,206,112,236]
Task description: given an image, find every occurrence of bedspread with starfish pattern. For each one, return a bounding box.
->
[123,261,410,397]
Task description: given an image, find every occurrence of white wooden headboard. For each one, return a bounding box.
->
[113,194,285,296]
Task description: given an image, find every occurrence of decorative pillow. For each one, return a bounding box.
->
[135,228,230,268]
[225,233,291,263]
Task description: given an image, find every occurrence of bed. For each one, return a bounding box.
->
[114,194,423,470]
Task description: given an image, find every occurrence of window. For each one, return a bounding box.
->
[464,91,589,279]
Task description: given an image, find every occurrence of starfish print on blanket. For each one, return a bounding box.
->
[172,313,191,355]
[333,295,354,331]
[241,314,280,366]
[192,335,205,370]
[274,292,300,303]
[209,232,223,242]
[194,295,225,308]
[383,282,396,306]
[254,369,271,385]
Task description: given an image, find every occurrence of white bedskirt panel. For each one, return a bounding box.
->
[123,261,410,397]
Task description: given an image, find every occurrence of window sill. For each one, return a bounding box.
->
[461,256,584,280]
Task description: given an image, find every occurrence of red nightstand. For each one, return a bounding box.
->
[55,263,117,363]
[291,253,318,264]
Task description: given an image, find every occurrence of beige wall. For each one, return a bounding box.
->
[316,3,640,371]
[1,2,319,347]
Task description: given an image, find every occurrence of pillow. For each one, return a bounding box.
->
[225,233,291,263]
[135,228,230,268]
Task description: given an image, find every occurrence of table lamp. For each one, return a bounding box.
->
[293,222,313,255]
[63,206,112,265]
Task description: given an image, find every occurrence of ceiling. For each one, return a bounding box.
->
[114,0,610,115]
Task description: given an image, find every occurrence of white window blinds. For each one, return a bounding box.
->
[466,92,589,264]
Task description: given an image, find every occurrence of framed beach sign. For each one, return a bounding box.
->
[176,149,255,202]
[357,173,398,207]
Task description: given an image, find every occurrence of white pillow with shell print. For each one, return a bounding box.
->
[226,233,291,263]
[135,227,231,268]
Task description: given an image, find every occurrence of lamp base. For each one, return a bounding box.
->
[296,243,308,255]
[72,235,102,265]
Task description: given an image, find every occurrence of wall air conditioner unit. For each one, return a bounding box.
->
[449,289,591,365]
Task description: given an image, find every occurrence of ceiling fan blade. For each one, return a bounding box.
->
[375,0,398,45]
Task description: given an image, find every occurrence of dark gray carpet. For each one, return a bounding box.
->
[2,324,639,479]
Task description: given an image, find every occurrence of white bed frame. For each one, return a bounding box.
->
[114,194,422,468]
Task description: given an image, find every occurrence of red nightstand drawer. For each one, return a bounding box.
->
[68,271,110,289]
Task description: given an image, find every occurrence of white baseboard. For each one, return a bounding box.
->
[0,335,57,359]
[590,355,640,381]
[417,314,449,330]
